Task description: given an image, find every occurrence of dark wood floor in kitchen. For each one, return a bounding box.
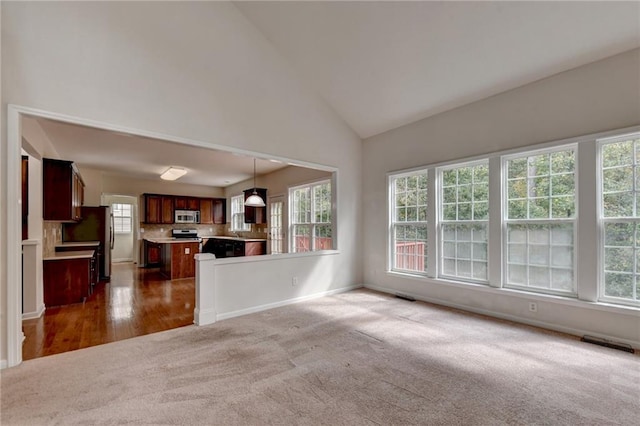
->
[22,263,195,361]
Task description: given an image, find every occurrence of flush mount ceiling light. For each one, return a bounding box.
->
[160,167,187,181]
[245,158,266,207]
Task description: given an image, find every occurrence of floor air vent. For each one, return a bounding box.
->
[581,335,634,354]
[395,293,416,302]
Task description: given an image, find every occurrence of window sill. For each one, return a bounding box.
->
[385,270,640,316]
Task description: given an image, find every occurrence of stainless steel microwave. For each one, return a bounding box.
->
[175,210,200,224]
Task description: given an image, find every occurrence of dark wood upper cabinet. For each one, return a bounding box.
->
[243,188,267,224]
[200,198,213,224]
[161,196,174,224]
[175,197,199,211]
[22,156,28,240]
[144,194,174,224]
[197,198,226,225]
[43,158,85,222]
[213,198,226,224]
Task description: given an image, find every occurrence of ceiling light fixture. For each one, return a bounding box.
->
[245,158,265,207]
[160,167,187,181]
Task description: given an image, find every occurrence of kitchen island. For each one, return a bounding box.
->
[144,238,200,280]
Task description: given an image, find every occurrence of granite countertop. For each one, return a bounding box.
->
[44,250,95,261]
[202,236,267,242]
[56,241,100,248]
[143,237,201,244]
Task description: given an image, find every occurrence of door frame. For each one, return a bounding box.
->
[102,194,139,264]
[5,104,335,368]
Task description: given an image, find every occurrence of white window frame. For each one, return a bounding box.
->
[230,195,251,232]
[502,144,578,297]
[597,132,640,307]
[389,170,429,275]
[112,203,133,234]
[437,159,490,284]
[289,179,332,253]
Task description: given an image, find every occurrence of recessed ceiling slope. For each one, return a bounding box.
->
[236,1,640,139]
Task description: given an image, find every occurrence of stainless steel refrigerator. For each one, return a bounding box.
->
[62,206,113,280]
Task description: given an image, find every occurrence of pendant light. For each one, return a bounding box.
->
[245,158,265,207]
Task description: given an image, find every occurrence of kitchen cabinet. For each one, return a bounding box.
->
[175,196,199,210]
[202,237,266,258]
[243,188,267,224]
[145,240,162,267]
[143,194,174,224]
[200,198,226,224]
[43,158,85,222]
[160,241,200,279]
[43,251,95,306]
[56,242,100,288]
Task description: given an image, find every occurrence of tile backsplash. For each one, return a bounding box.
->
[43,221,62,257]
[139,223,268,239]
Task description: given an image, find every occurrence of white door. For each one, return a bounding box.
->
[102,194,137,263]
[269,196,285,254]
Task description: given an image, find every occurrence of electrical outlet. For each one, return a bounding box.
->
[185,248,190,254]
[529,302,537,313]
[292,276,299,286]
[160,228,164,232]
[209,228,213,232]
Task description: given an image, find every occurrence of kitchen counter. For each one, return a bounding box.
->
[44,250,96,261]
[201,236,267,242]
[56,241,100,248]
[143,237,201,244]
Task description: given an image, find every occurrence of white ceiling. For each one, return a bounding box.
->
[34,117,289,188]
[28,2,640,186]
[236,1,640,138]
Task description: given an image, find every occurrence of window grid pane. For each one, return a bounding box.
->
[439,162,488,282]
[290,181,332,252]
[391,172,428,273]
[112,203,132,233]
[505,223,574,293]
[600,135,640,304]
[231,195,250,231]
[504,148,576,295]
[506,150,576,220]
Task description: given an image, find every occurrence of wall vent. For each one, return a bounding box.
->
[581,335,634,354]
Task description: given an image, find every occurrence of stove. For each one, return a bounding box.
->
[171,229,202,242]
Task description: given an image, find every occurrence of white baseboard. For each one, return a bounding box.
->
[22,304,45,320]
[216,284,363,322]
[0,359,7,369]
[365,284,640,350]
[112,258,134,263]
[194,308,217,326]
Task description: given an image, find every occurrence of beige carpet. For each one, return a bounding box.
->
[1,289,639,425]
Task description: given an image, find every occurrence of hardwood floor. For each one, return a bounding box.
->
[22,263,195,361]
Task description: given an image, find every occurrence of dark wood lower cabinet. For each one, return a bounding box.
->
[202,238,266,258]
[160,242,200,280]
[44,257,92,306]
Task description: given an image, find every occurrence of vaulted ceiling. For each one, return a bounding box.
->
[236,1,640,138]
[25,1,640,186]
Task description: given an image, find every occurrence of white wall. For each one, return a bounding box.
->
[362,49,640,346]
[0,1,362,365]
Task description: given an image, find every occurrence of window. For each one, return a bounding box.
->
[231,195,250,231]
[390,172,428,274]
[504,147,576,295]
[599,133,640,305]
[112,203,132,234]
[290,180,332,252]
[439,161,489,282]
